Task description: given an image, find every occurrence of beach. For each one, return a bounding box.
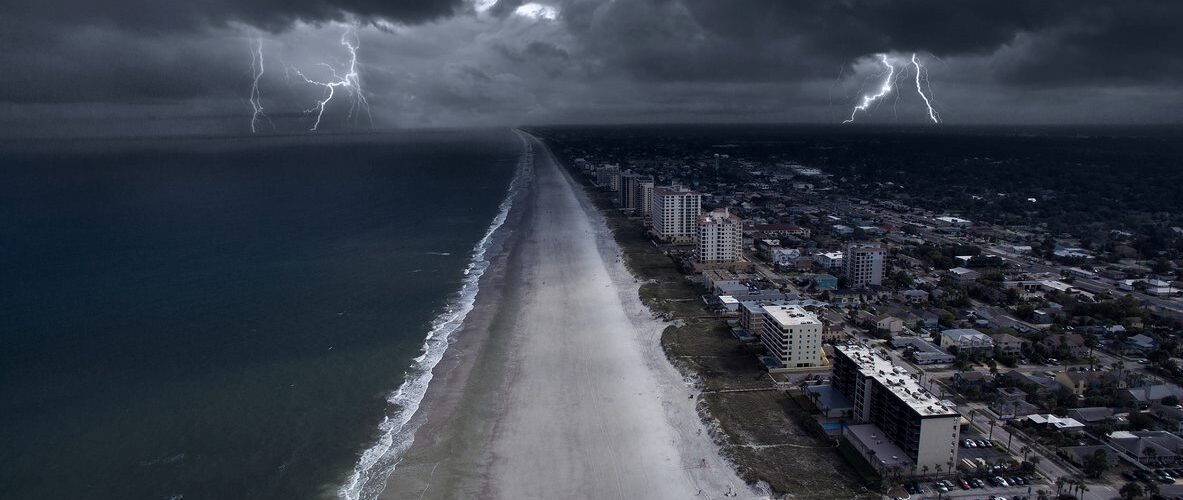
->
[377,132,755,499]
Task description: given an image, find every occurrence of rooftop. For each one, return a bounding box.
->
[837,343,959,417]
[764,304,821,327]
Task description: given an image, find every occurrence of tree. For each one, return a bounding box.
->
[1120,481,1143,499]
[1163,395,1180,406]
[1082,449,1110,478]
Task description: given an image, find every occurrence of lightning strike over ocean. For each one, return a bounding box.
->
[248,37,268,133]
[293,28,372,131]
[844,54,896,124]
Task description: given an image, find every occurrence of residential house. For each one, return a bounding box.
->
[940,328,994,351]
[1041,333,1088,358]
[947,267,980,284]
[1108,431,1183,466]
[1054,371,1107,396]
[991,333,1025,355]
[874,315,904,334]
[1067,407,1116,425]
[952,371,994,392]
[1125,384,1183,408]
[899,289,929,305]
[1126,334,1158,352]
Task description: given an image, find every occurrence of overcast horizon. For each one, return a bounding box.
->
[3,0,1183,137]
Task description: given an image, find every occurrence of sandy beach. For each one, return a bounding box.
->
[377,132,756,499]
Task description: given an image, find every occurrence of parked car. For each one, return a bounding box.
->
[963,439,977,448]
[971,478,986,488]
[958,477,971,490]
[1011,476,1026,485]
[934,482,949,492]
[1123,471,1138,481]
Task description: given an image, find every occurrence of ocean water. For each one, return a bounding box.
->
[0,129,524,500]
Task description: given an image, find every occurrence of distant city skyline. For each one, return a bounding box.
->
[3,0,1182,136]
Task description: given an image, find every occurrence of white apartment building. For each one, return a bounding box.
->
[814,251,844,270]
[833,344,960,475]
[844,243,885,288]
[651,186,701,244]
[697,208,743,264]
[760,305,823,369]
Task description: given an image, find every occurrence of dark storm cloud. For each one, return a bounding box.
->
[4,0,464,32]
[1,0,1182,133]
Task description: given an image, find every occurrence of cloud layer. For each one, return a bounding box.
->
[2,0,1181,135]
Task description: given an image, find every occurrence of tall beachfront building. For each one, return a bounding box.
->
[697,208,743,264]
[639,182,654,219]
[760,305,823,369]
[844,243,885,288]
[651,185,701,244]
[831,343,960,475]
[618,170,653,213]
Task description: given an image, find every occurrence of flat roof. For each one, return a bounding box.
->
[837,343,959,417]
[845,423,914,469]
[764,304,820,327]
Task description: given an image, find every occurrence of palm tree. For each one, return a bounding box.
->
[1021,445,1032,462]
[989,419,997,440]
[1145,446,1158,465]
[1036,489,1051,500]
[1055,477,1066,495]
[1078,483,1090,500]
[921,465,929,477]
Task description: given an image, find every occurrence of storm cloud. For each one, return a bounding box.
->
[1,0,1181,135]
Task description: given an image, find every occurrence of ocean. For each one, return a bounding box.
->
[0,129,525,500]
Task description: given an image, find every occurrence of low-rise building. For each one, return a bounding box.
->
[899,289,929,305]
[939,329,994,351]
[946,267,979,284]
[991,333,1025,355]
[891,336,955,365]
[1108,431,1183,465]
[814,251,844,270]
[1041,333,1087,358]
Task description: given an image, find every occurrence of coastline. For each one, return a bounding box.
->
[539,134,874,499]
[375,131,751,499]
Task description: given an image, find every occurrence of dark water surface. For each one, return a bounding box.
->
[0,129,521,500]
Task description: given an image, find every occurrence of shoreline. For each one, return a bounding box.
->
[375,131,751,499]
[538,133,875,499]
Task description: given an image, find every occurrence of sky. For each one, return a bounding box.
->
[2,0,1182,136]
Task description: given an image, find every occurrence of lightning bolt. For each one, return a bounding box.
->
[293,28,373,131]
[844,54,895,124]
[249,37,270,133]
[911,53,940,124]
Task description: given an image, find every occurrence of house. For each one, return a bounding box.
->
[1126,334,1158,352]
[992,388,1039,419]
[991,333,1025,355]
[1026,414,1086,432]
[1041,333,1088,358]
[890,336,955,364]
[1125,384,1183,408]
[1108,431,1183,466]
[947,267,980,284]
[940,328,994,351]
[1003,370,1061,395]
[874,315,904,334]
[828,289,863,307]
[1067,407,1116,424]
[1054,371,1106,396]
[953,371,994,392]
[899,289,929,305]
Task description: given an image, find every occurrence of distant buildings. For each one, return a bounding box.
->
[697,208,743,264]
[760,305,823,369]
[844,243,885,288]
[946,267,979,284]
[618,170,653,213]
[651,186,701,244]
[832,344,960,474]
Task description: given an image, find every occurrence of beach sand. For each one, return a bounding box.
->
[377,133,757,499]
